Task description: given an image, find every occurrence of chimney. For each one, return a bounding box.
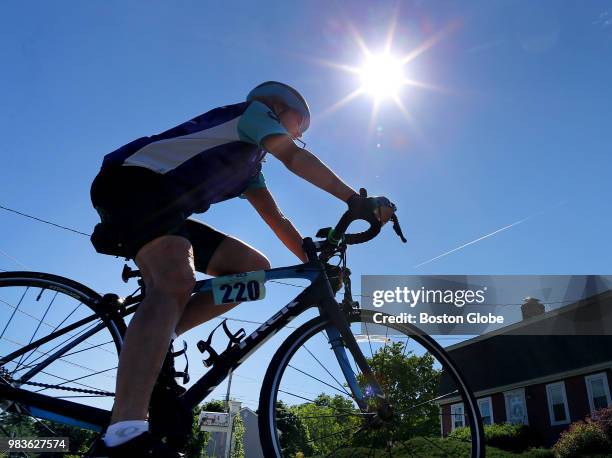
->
[521,297,545,320]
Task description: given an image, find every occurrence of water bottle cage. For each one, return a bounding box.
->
[171,340,190,384]
[197,319,246,368]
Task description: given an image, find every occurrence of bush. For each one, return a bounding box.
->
[590,406,612,440]
[553,420,610,458]
[448,423,534,452]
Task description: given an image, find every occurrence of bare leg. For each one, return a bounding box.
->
[174,236,270,336]
[110,236,195,423]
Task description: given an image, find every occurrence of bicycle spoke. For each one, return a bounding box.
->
[47,300,85,335]
[247,307,481,456]
[34,369,114,393]
[378,325,389,380]
[34,366,116,393]
[287,363,351,397]
[306,424,362,445]
[0,287,28,339]
[278,412,366,420]
[362,320,375,360]
[61,340,115,359]
[278,389,320,404]
[16,320,109,372]
[391,390,459,416]
[303,340,351,396]
[0,273,122,454]
[402,336,410,357]
[15,291,58,370]
[277,389,362,417]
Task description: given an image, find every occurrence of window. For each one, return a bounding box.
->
[478,397,494,425]
[450,403,465,431]
[546,382,570,426]
[504,388,529,425]
[585,373,612,414]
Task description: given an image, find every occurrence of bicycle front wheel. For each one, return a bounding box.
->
[0,271,125,435]
[259,309,484,458]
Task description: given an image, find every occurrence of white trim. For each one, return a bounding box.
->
[477,397,494,425]
[585,372,612,414]
[450,402,465,431]
[504,388,529,425]
[438,362,612,405]
[545,381,570,426]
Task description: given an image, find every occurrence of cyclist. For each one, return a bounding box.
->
[89,81,395,456]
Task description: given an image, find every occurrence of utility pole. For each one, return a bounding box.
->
[225,368,233,410]
[224,369,234,458]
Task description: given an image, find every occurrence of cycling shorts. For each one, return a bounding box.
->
[90,166,226,272]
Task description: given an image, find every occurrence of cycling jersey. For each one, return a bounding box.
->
[100,101,289,214]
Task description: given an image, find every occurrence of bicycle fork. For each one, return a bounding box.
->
[319,296,392,421]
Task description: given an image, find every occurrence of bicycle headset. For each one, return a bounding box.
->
[247,81,311,134]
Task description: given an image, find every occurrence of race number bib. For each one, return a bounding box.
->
[212,271,266,305]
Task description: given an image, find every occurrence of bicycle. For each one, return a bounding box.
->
[0,191,485,457]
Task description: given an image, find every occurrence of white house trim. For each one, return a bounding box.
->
[450,403,465,431]
[585,372,612,414]
[545,381,571,426]
[504,388,529,425]
[438,363,612,405]
[477,397,494,425]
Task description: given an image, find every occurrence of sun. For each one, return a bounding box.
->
[359,53,405,100]
[317,15,456,129]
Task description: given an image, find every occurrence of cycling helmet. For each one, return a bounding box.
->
[247,81,310,134]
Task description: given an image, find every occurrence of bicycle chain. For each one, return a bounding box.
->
[2,374,114,397]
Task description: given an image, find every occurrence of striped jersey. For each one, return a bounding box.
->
[100,101,289,213]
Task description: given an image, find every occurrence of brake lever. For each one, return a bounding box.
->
[391,214,407,243]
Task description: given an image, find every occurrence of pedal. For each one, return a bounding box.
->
[121,264,141,283]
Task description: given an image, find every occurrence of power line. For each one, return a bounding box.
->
[0,204,90,237]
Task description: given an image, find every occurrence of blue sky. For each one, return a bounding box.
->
[1,1,611,410]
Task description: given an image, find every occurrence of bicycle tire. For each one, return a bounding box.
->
[258,309,485,458]
[0,271,126,434]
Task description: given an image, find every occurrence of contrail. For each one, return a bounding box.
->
[414,202,567,268]
[0,247,29,270]
[413,210,548,269]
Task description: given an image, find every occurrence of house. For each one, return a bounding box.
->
[204,405,264,458]
[438,290,612,446]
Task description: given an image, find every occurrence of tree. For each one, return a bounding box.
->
[0,412,96,456]
[356,342,441,447]
[230,411,244,458]
[201,399,226,413]
[181,404,210,458]
[272,400,315,457]
[292,401,360,456]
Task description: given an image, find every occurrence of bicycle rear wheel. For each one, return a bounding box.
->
[259,309,484,458]
[0,272,125,436]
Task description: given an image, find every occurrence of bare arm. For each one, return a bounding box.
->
[244,186,308,263]
[262,135,357,202]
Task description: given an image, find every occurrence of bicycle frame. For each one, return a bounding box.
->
[0,258,384,432]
